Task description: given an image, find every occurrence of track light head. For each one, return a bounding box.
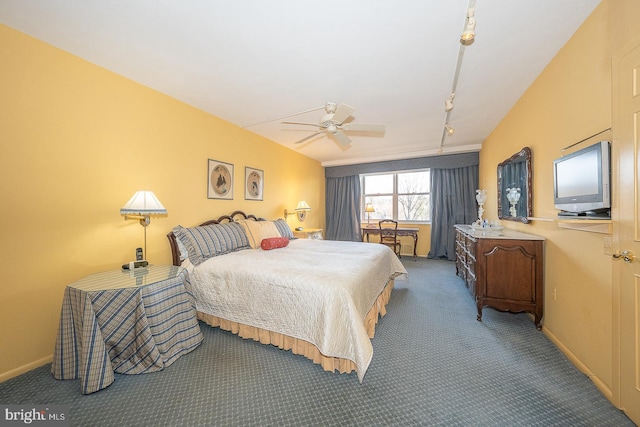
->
[445,93,455,112]
[445,124,455,136]
[460,7,476,45]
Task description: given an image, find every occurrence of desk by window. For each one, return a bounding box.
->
[51,265,203,394]
[361,226,419,258]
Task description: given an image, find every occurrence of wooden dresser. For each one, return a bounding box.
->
[454,224,544,329]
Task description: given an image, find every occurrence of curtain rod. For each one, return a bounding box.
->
[561,128,611,152]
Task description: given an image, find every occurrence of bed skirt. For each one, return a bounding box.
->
[197,279,395,376]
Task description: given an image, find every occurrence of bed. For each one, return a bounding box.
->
[167,211,407,381]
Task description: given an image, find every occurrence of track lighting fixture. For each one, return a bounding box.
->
[441,1,475,152]
[445,124,455,136]
[460,7,476,45]
[445,93,455,112]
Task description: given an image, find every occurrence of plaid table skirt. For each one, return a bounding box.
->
[51,267,203,394]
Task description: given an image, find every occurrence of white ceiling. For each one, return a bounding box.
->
[0,1,601,166]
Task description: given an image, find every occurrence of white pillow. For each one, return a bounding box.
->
[236,219,281,249]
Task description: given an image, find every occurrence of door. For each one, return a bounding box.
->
[613,37,640,425]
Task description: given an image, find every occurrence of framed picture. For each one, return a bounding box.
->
[245,166,264,201]
[208,159,234,199]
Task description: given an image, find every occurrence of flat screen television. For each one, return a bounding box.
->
[553,140,611,218]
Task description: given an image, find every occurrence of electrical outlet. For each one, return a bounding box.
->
[603,236,613,256]
[552,287,557,301]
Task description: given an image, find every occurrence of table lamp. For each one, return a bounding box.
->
[365,203,375,225]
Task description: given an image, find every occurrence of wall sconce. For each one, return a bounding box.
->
[364,203,375,224]
[284,200,311,222]
[120,190,167,258]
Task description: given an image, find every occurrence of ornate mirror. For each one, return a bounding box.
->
[497,147,532,223]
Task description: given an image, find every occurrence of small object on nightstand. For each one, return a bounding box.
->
[293,228,323,240]
[122,260,149,270]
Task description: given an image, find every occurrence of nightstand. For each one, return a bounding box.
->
[52,265,203,394]
[293,228,324,239]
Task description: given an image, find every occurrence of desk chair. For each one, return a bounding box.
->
[379,219,401,258]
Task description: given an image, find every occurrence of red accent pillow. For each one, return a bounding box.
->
[261,237,290,250]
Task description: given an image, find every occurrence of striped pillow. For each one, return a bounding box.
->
[173,222,250,265]
[176,237,189,262]
[273,218,295,239]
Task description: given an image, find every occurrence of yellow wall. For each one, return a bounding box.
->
[0,24,325,379]
[480,0,640,398]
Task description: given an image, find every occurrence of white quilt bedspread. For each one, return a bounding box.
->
[183,239,408,381]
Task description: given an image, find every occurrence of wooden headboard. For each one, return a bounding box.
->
[166,210,265,266]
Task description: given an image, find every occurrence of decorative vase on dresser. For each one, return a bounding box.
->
[454,224,544,330]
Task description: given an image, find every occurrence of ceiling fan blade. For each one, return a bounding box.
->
[294,131,325,144]
[282,121,321,128]
[341,123,386,133]
[331,129,352,148]
[331,104,356,124]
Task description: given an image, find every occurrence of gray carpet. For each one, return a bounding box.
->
[0,258,634,426]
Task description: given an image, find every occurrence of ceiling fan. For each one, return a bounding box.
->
[282,102,385,148]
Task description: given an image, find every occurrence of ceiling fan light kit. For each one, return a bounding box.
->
[282,101,385,148]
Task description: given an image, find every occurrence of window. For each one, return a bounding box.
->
[361,170,430,223]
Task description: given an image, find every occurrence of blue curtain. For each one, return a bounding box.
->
[325,175,361,241]
[427,165,478,260]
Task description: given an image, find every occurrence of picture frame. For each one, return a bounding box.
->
[208,159,234,200]
[245,166,264,201]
